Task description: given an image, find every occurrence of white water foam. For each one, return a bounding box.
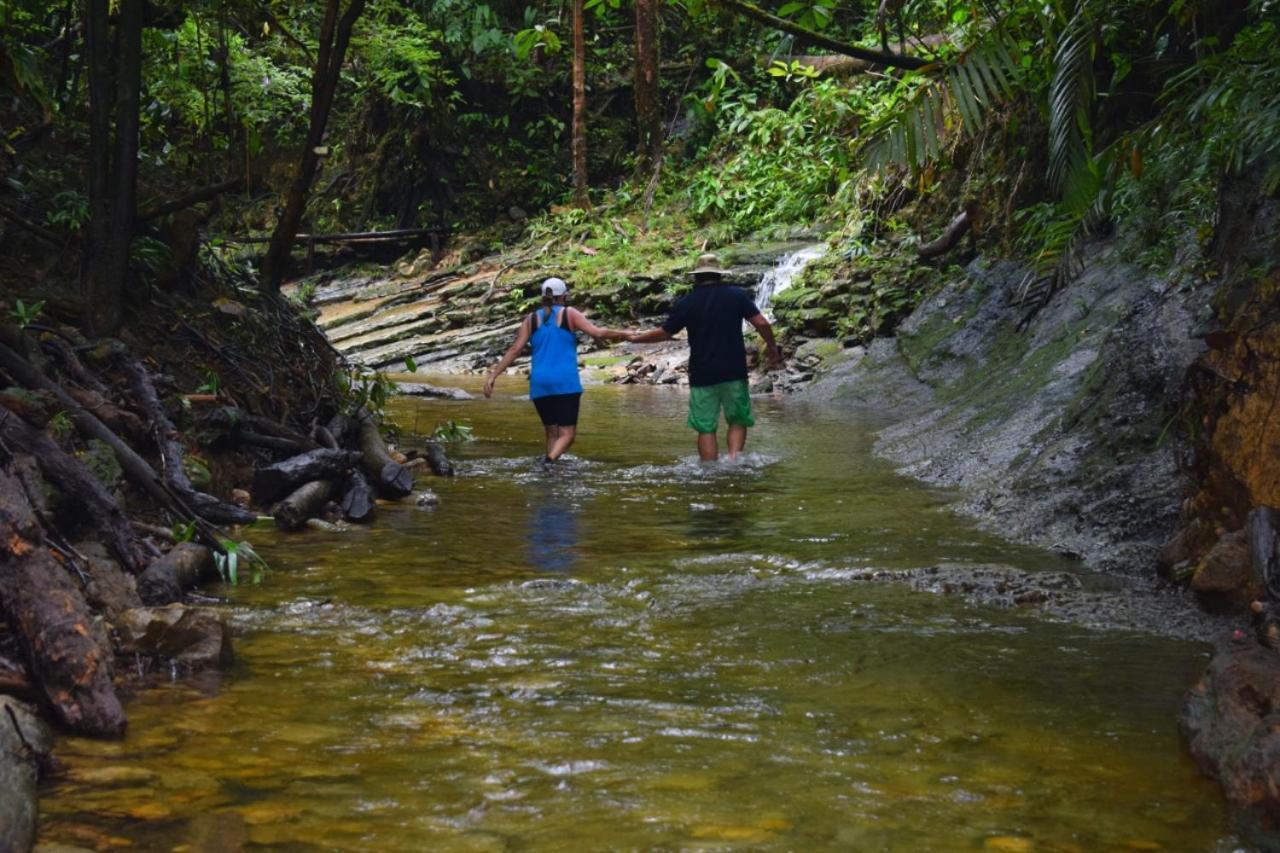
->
[753,243,829,320]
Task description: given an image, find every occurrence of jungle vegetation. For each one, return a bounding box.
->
[1,0,1278,333]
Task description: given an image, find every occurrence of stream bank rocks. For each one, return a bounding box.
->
[1181,636,1280,849]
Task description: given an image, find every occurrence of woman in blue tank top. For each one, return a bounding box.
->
[483,278,627,461]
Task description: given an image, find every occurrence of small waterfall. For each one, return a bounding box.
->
[754,244,828,320]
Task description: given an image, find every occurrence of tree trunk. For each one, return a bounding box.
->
[83,0,144,336]
[355,417,413,498]
[252,448,360,505]
[571,0,590,209]
[0,471,126,737]
[117,355,257,526]
[712,0,928,70]
[273,480,335,531]
[633,0,661,176]
[0,408,151,574]
[339,471,375,523]
[261,0,367,291]
[137,543,217,605]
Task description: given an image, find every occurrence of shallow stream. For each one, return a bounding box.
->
[39,381,1230,850]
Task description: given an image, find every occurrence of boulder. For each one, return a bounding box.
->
[395,382,474,400]
[117,606,233,671]
[1182,636,1280,847]
[0,697,50,853]
[1191,530,1259,611]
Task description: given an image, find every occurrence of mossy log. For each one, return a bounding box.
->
[252,449,359,504]
[0,471,125,737]
[273,480,335,531]
[137,543,217,605]
[356,416,413,497]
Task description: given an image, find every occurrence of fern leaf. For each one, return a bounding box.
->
[1048,9,1095,195]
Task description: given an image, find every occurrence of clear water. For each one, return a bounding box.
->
[38,380,1230,851]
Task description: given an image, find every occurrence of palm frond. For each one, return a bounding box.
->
[862,26,1023,174]
[1047,8,1095,196]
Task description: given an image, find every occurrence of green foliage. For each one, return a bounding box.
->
[8,298,43,328]
[432,419,474,442]
[47,410,72,441]
[172,521,198,544]
[213,539,268,586]
[334,368,398,419]
[355,9,455,111]
[45,190,88,233]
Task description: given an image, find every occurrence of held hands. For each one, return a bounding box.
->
[764,342,783,371]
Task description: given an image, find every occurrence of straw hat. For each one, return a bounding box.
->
[690,253,727,278]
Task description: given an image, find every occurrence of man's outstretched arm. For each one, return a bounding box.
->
[627,328,674,343]
[748,314,783,369]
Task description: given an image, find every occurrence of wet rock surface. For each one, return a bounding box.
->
[802,252,1211,578]
[0,697,51,853]
[1181,636,1280,850]
[116,606,234,672]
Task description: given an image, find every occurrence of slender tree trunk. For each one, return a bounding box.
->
[261,0,366,292]
[570,0,590,209]
[633,0,661,177]
[82,0,143,337]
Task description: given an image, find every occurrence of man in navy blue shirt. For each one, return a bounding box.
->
[628,253,781,460]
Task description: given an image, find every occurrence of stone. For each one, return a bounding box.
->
[414,490,440,508]
[1182,635,1280,847]
[116,606,234,671]
[1191,529,1257,610]
[395,381,474,400]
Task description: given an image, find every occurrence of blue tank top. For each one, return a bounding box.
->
[528,306,583,399]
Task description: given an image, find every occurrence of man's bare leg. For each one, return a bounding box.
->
[544,425,560,458]
[697,432,718,461]
[548,425,576,460]
[726,424,748,459]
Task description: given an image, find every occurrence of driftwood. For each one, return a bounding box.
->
[0,471,125,737]
[252,448,359,504]
[918,204,978,259]
[326,413,354,448]
[117,355,257,526]
[356,416,413,497]
[137,543,217,605]
[0,697,50,853]
[0,408,151,573]
[201,406,318,452]
[421,441,455,477]
[339,471,375,523]
[273,480,335,531]
[312,424,339,450]
[0,340,227,553]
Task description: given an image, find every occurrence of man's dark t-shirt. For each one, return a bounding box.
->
[662,284,761,387]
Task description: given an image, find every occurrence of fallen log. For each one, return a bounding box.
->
[421,441,455,477]
[339,471,375,523]
[0,471,126,737]
[0,697,51,853]
[200,406,318,451]
[0,408,152,573]
[0,340,227,554]
[137,543,217,605]
[252,448,360,505]
[0,655,37,703]
[223,226,441,246]
[917,203,978,259]
[312,424,339,450]
[326,413,355,448]
[273,480,335,531]
[117,355,258,526]
[356,416,414,498]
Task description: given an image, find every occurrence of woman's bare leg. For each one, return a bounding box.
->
[548,425,576,460]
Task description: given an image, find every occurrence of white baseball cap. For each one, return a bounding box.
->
[542,277,567,297]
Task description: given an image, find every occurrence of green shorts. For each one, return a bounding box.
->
[687,380,755,434]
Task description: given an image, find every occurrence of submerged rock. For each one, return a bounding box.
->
[1181,636,1280,848]
[117,605,233,671]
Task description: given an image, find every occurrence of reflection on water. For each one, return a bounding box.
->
[525,474,580,574]
[37,379,1231,850]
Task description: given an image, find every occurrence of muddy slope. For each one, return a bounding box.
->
[803,249,1211,577]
